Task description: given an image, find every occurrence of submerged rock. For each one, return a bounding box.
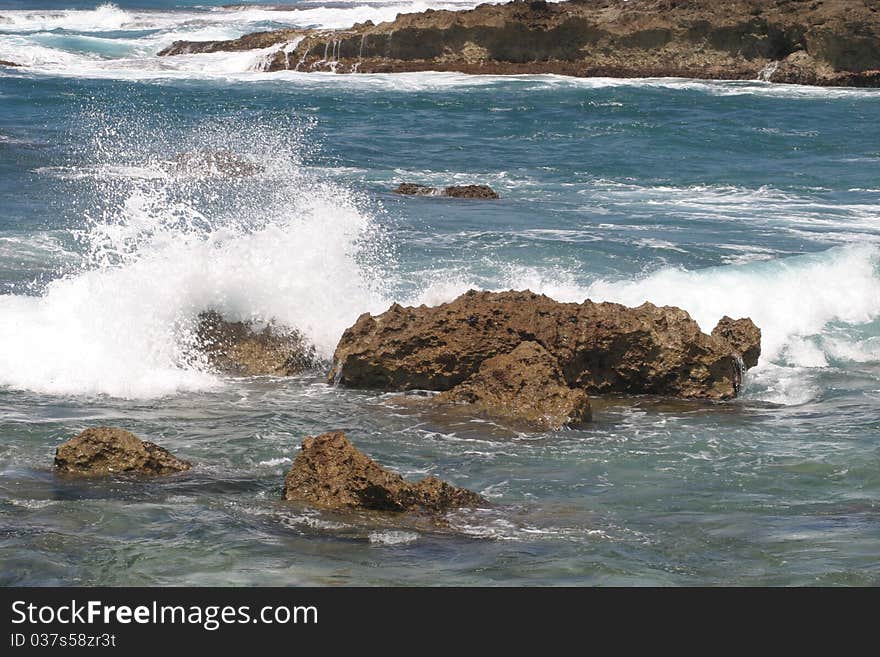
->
[331,290,760,401]
[196,311,317,376]
[394,183,500,199]
[283,431,484,512]
[157,0,880,87]
[172,150,263,177]
[54,427,192,477]
[711,316,762,369]
[438,341,591,430]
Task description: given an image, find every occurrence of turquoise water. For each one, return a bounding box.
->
[1,2,879,586]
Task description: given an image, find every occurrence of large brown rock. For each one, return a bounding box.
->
[330,290,758,400]
[711,316,761,369]
[54,427,191,477]
[196,311,316,376]
[157,0,880,87]
[283,431,484,513]
[438,341,591,430]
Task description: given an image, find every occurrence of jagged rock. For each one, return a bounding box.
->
[394,183,442,196]
[331,290,760,401]
[157,0,880,87]
[394,183,500,199]
[711,316,761,369]
[445,185,500,199]
[282,431,484,512]
[172,150,263,177]
[54,427,191,477]
[196,311,316,376]
[438,341,591,430]
[158,29,305,56]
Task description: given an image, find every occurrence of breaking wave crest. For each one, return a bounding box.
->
[0,113,392,398]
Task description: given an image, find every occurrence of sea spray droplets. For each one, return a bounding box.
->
[0,110,394,398]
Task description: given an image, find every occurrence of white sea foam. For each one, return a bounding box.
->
[0,121,391,399]
[516,75,880,99]
[0,3,136,33]
[368,530,419,545]
[0,203,387,397]
[258,457,292,467]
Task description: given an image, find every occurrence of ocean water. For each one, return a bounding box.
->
[1,2,879,586]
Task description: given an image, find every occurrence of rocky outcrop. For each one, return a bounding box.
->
[0,60,20,68]
[54,427,192,477]
[157,0,880,87]
[394,183,500,199]
[330,290,760,401]
[283,431,484,512]
[711,316,761,369]
[158,29,304,57]
[438,341,591,430]
[172,150,263,177]
[196,311,317,376]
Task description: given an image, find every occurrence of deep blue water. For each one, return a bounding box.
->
[1,2,879,586]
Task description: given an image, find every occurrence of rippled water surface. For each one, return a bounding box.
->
[1,1,879,586]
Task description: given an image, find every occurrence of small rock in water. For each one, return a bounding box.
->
[444,185,500,199]
[196,310,317,376]
[54,427,192,477]
[0,60,20,67]
[393,182,499,199]
[283,431,485,513]
[172,150,263,177]
[438,341,591,430]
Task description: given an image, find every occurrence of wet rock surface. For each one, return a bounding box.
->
[158,29,305,57]
[0,60,20,67]
[711,316,762,369]
[438,341,591,430]
[54,427,192,477]
[172,150,263,177]
[394,183,500,199]
[331,290,760,401]
[283,431,485,512]
[196,311,317,377]
[158,0,880,87]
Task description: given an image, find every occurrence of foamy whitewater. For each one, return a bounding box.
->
[1,1,879,586]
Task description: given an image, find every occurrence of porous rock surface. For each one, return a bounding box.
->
[283,431,484,512]
[54,427,192,476]
[330,290,760,401]
[158,1,880,87]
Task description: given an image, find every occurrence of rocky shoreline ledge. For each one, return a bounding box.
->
[158,0,880,87]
